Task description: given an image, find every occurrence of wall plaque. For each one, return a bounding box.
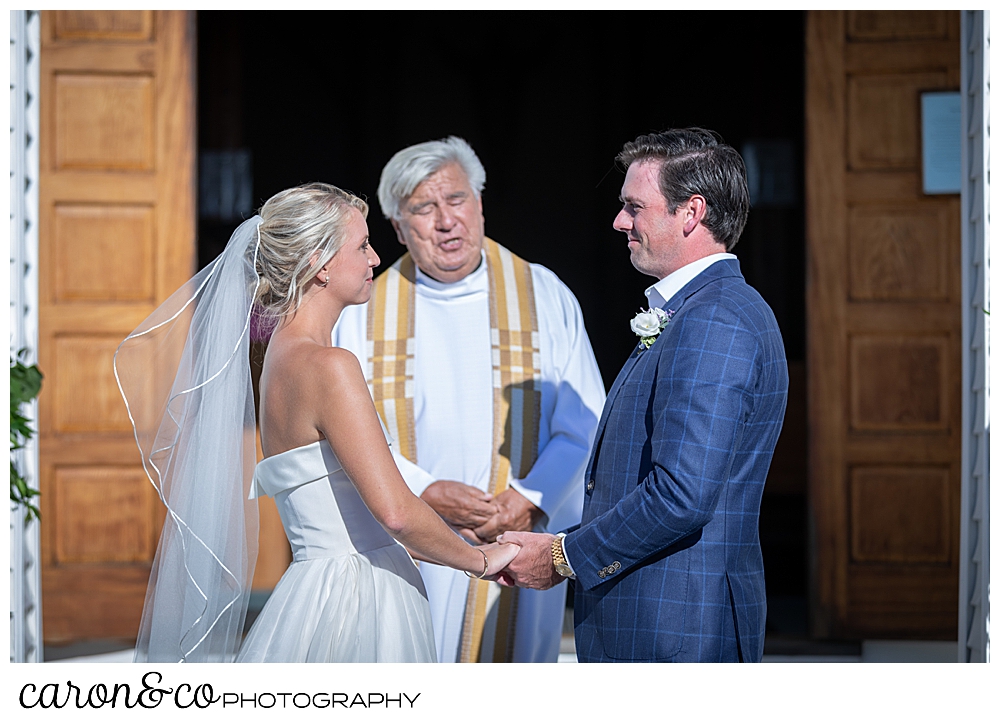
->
[921,91,961,194]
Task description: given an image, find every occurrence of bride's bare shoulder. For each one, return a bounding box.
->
[264,339,363,387]
[314,346,365,383]
[310,348,375,419]
[270,344,366,394]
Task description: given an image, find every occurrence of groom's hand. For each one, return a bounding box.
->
[472,488,544,542]
[495,531,563,590]
[421,480,497,531]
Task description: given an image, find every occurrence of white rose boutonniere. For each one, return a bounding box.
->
[630,307,675,349]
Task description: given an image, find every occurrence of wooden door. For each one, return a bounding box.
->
[806,10,962,639]
[38,10,196,643]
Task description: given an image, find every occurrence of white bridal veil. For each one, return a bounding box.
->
[115,216,263,662]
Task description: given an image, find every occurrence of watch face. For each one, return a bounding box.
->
[555,563,573,578]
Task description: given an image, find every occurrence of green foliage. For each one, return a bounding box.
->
[11,351,43,521]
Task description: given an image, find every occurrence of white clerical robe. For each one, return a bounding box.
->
[332,250,606,662]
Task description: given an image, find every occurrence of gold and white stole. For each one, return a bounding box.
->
[365,238,541,663]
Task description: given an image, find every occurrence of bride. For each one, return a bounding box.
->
[115,183,519,662]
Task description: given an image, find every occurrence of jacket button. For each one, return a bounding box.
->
[586,479,595,492]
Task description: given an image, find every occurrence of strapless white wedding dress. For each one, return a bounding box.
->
[235,439,436,662]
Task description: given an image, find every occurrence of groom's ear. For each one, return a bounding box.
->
[682,195,707,236]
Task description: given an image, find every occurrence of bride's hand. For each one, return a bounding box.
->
[478,540,520,579]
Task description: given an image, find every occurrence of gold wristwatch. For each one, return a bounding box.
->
[551,532,575,579]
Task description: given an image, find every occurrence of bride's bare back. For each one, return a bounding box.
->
[258,334,358,458]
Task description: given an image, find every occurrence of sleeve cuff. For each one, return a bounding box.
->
[561,538,578,579]
[509,478,544,508]
[509,479,549,531]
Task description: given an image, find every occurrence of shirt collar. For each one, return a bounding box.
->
[645,253,736,309]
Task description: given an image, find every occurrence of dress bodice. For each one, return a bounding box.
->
[239,438,435,662]
[251,440,397,561]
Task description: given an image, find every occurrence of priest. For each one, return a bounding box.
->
[332,136,605,662]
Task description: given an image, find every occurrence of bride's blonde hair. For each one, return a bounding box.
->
[253,182,368,321]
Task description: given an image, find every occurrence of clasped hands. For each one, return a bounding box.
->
[421,479,540,543]
[421,480,564,590]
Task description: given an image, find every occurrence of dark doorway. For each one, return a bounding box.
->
[197,9,810,648]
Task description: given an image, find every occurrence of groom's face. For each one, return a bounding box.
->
[391,162,485,284]
[613,160,686,280]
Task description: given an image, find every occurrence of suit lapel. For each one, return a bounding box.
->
[608,259,743,401]
[603,344,644,411]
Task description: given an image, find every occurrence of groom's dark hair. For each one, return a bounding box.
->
[617,128,750,251]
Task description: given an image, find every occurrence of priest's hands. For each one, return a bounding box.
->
[421,480,496,532]
[472,488,544,542]
[421,482,543,544]
[494,531,564,590]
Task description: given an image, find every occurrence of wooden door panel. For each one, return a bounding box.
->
[848,334,950,432]
[806,10,961,639]
[847,71,949,170]
[846,10,951,41]
[848,466,951,564]
[53,204,157,302]
[54,74,155,170]
[53,10,154,42]
[41,566,152,640]
[52,466,157,564]
[847,203,953,301]
[51,335,146,432]
[846,565,960,636]
[39,10,195,644]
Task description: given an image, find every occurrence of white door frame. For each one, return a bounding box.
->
[958,9,991,664]
[9,9,43,664]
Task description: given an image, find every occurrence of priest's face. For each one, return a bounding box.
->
[392,162,485,283]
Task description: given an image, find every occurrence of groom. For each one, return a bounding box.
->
[500,128,788,662]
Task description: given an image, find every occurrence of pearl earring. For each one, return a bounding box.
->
[319,275,329,287]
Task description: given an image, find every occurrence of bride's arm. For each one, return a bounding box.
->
[315,348,518,575]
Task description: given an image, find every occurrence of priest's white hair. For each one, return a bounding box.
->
[377,136,486,220]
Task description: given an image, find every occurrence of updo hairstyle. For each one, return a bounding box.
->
[253,182,368,321]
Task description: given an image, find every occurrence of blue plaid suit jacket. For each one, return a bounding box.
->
[563,259,787,662]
